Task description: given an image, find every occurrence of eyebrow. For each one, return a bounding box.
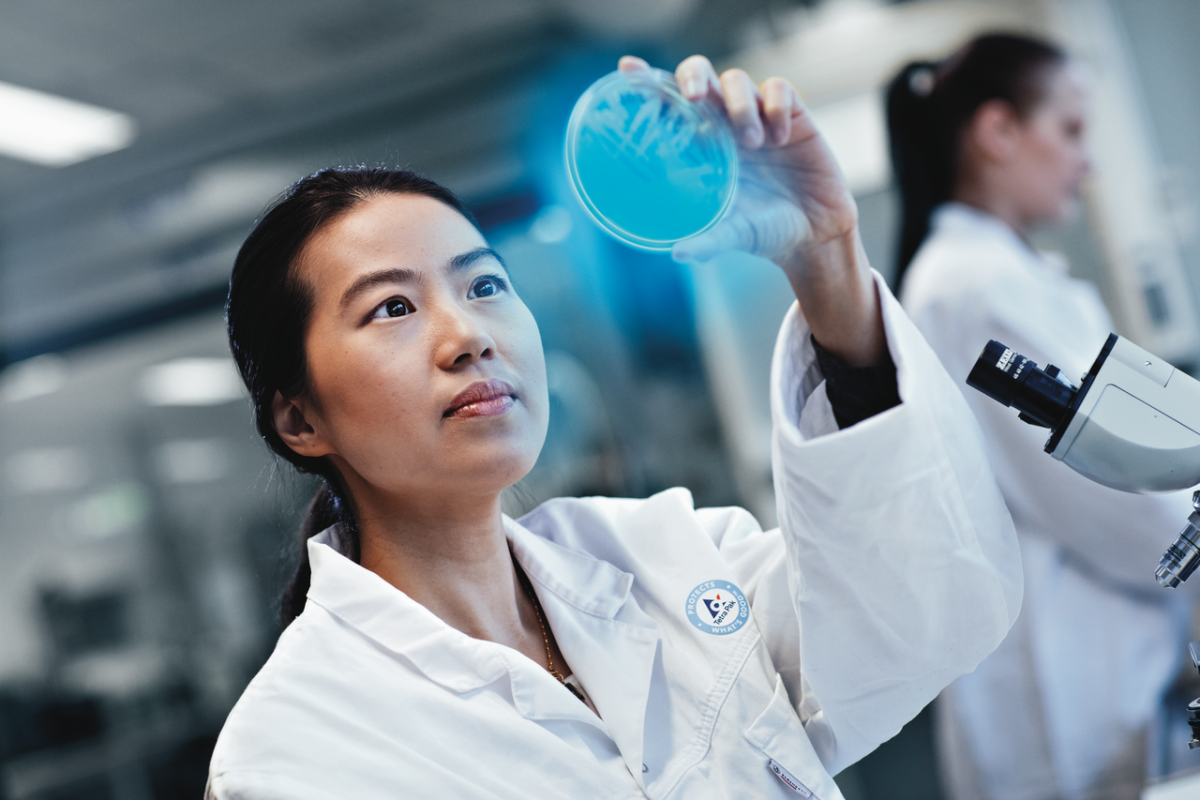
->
[450,246,508,273]
[338,247,507,310]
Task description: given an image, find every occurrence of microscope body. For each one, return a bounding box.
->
[1043,335,1200,493]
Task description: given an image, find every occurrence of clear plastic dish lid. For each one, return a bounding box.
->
[565,68,738,252]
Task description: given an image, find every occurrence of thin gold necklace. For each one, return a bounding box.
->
[512,556,587,704]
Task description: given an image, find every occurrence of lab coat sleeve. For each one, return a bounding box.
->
[720,272,1023,775]
[923,282,1197,595]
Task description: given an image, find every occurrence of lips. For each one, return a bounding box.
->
[444,379,517,419]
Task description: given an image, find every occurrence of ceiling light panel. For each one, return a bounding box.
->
[140,358,244,406]
[0,80,136,167]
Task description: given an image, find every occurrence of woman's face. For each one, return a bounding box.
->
[288,193,548,505]
[1008,63,1091,226]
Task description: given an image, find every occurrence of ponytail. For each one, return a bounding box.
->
[885,33,1067,289]
[887,61,947,290]
[279,481,360,627]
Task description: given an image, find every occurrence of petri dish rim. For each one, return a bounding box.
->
[565,68,739,252]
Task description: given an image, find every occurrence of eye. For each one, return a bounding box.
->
[371,297,415,319]
[469,274,508,300]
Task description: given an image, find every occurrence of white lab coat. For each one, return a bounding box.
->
[901,203,1195,800]
[207,274,1022,799]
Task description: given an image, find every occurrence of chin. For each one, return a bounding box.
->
[1043,196,1081,227]
[460,442,543,494]
[445,414,548,495]
[494,453,540,490]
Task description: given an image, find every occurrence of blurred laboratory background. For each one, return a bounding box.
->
[2,0,1200,798]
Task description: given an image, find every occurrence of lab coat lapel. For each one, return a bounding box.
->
[506,517,660,786]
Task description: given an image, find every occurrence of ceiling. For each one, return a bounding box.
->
[0,0,557,202]
[0,0,803,365]
[0,0,792,200]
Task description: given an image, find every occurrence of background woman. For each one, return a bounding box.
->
[890,32,1197,800]
[206,54,1021,798]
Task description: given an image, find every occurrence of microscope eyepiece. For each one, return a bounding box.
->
[967,341,1078,430]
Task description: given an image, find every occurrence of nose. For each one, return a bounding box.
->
[433,299,496,371]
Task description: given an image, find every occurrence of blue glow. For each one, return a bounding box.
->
[567,70,737,251]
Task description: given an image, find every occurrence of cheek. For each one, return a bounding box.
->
[513,312,549,421]
[308,338,427,442]
[1027,136,1076,194]
[495,304,548,439]
[1044,134,1079,175]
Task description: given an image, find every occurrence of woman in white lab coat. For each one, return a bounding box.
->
[206,54,1021,799]
[890,32,1195,800]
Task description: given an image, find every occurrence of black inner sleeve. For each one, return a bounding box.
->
[811,336,901,429]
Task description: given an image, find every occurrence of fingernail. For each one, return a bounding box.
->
[684,78,704,98]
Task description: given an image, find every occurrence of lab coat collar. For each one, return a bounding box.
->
[932,202,1069,276]
[305,521,660,782]
[932,202,1027,250]
[306,527,509,693]
[503,515,634,620]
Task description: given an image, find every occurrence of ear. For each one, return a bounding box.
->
[968,99,1022,163]
[271,390,333,458]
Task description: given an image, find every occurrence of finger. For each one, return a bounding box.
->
[618,55,651,73]
[762,77,798,146]
[721,69,765,148]
[675,54,722,102]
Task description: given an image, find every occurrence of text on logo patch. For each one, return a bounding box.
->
[685,580,749,635]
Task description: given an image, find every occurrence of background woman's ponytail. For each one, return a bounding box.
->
[226,167,479,627]
[887,60,946,289]
[885,33,1067,290]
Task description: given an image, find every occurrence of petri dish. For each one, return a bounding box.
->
[565,68,738,252]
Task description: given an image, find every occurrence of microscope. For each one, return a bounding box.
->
[968,333,1200,749]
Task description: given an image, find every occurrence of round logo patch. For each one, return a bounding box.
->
[686,580,749,635]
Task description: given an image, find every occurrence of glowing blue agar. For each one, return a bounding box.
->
[565,68,738,252]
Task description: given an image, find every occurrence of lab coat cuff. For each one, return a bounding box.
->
[770,270,903,441]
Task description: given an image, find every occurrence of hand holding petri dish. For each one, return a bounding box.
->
[565,68,738,252]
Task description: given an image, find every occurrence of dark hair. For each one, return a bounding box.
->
[226,167,479,626]
[886,32,1066,287]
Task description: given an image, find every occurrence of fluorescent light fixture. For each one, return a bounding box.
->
[141,358,244,406]
[0,354,68,403]
[6,446,92,494]
[0,80,136,167]
[156,438,232,484]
